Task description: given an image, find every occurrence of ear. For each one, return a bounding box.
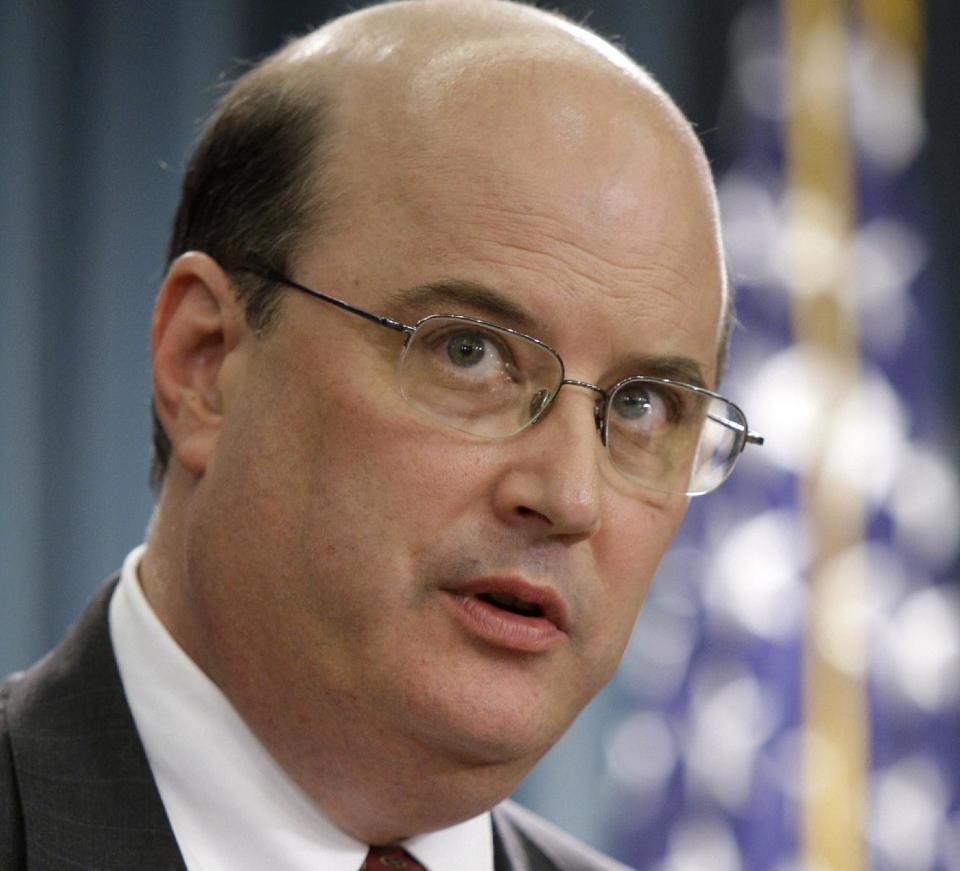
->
[151,252,244,477]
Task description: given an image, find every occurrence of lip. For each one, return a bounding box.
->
[440,576,570,653]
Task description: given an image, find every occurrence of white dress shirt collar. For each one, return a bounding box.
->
[109,545,494,871]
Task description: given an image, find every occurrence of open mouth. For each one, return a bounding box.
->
[475,592,545,618]
[441,579,568,652]
[445,575,569,633]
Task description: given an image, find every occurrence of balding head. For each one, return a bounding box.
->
[271,0,717,259]
[155,0,727,487]
[273,0,665,96]
[145,0,732,843]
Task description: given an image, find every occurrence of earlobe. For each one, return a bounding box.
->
[151,252,242,477]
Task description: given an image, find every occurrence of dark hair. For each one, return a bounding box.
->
[150,68,334,492]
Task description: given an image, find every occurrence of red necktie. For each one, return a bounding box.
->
[361,845,426,870]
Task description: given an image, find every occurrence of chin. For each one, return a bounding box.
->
[408,691,574,773]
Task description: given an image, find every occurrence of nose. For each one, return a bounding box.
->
[491,388,603,539]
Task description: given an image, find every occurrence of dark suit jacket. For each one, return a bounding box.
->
[1,579,633,871]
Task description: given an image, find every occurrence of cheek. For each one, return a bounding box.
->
[273,379,489,568]
[586,498,686,655]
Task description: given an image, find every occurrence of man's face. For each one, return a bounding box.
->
[185,61,724,805]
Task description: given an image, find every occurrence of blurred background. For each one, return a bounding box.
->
[2,1,958,868]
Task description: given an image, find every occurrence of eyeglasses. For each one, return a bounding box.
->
[237,266,764,497]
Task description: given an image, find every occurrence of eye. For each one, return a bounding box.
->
[610,382,677,435]
[613,386,654,420]
[613,384,676,429]
[446,330,490,367]
[399,316,565,433]
[430,326,517,383]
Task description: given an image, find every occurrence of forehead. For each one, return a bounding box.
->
[298,55,725,382]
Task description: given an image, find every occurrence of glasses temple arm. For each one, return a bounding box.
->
[236,265,413,335]
[706,412,765,449]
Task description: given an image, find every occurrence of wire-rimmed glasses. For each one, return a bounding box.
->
[236,265,764,497]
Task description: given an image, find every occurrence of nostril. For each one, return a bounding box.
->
[516,504,550,523]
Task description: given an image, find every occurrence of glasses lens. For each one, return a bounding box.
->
[605,378,747,496]
[398,316,563,438]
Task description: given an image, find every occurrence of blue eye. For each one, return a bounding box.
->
[613,386,654,420]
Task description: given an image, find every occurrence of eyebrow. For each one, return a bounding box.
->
[382,280,542,333]
[381,278,709,388]
[612,355,709,389]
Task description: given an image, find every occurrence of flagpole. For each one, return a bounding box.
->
[781,1,868,868]
[858,0,922,56]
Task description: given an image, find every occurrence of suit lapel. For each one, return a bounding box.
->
[493,805,532,870]
[7,577,186,870]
